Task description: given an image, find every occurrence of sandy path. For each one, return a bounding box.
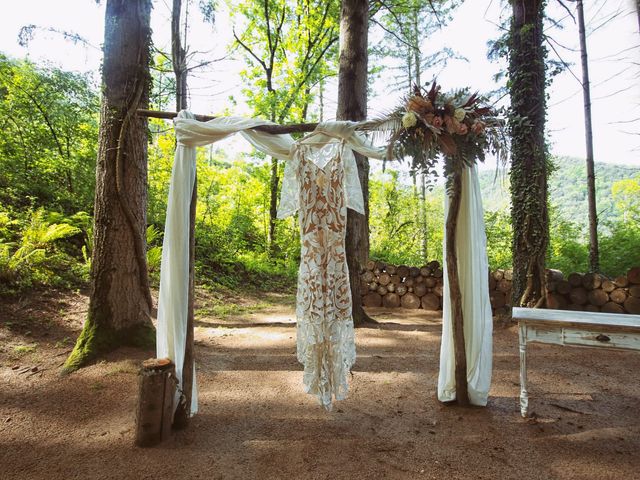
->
[1,291,639,479]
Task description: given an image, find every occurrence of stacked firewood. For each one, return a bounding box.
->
[546,267,640,314]
[361,262,640,315]
[488,269,513,316]
[360,260,444,310]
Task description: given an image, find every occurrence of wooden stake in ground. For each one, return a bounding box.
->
[173,177,197,429]
[445,171,469,406]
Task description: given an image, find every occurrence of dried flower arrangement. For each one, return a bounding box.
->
[364,82,507,185]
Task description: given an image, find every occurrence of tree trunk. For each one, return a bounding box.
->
[172,0,188,112]
[336,0,372,326]
[508,0,549,308]
[64,0,154,372]
[577,0,599,273]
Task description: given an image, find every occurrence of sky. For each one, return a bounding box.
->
[1,0,639,167]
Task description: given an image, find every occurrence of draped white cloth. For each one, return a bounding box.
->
[437,165,493,405]
[157,112,385,412]
[157,111,492,413]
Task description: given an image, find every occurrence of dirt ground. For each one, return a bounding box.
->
[1,288,639,480]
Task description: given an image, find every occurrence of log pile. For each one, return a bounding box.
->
[361,260,444,311]
[546,267,640,314]
[361,262,640,315]
[488,269,513,316]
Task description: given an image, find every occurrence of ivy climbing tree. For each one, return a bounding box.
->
[63,0,155,372]
[508,0,550,308]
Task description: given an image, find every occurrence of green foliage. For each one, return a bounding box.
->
[232,0,340,123]
[0,208,86,292]
[484,209,512,269]
[369,170,443,266]
[0,54,99,213]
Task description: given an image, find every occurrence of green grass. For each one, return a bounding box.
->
[12,344,36,356]
[196,301,272,318]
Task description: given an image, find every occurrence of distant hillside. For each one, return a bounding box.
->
[477,157,640,228]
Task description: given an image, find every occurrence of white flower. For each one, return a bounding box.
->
[402,111,418,128]
[454,108,466,122]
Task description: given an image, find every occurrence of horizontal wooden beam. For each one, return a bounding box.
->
[137,109,319,135]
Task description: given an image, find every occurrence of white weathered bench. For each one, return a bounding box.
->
[513,307,640,417]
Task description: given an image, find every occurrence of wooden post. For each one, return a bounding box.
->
[173,174,197,429]
[445,170,469,406]
[135,358,176,447]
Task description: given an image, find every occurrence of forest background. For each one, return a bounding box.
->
[0,0,639,296]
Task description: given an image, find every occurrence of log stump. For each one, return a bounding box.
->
[628,267,640,285]
[135,358,176,448]
[610,288,628,304]
[588,288,609,307]
[624,296,640,314]
[421,293,440,311]
[601,302,625,314]
[382,292,401,308]
[400,292,421,309]
[363,292,382,307]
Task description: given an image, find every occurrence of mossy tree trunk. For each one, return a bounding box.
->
[508,0,549,308]
[336,0,373,326]
[64,0,154,373]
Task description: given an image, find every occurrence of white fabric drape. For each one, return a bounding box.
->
[157,113,385,413]
[437,165,493,406]
[158,111,492,411]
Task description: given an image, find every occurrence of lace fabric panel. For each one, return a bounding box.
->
[294,141,356,410]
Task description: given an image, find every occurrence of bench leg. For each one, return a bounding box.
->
[519,323,529,417]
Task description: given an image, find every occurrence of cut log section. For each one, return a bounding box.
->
[362,271,375,283]
[497,279,511,293]
[547,269,564,283]
[582,273,602,290]
[382,292,400,308]
[587,289,608,307]
[628,267,640,285]
[569,287,588,305]
[400,293,421,309]
[546,293,567,310]
[567,272,583,287]
[629,285,640,298]
[421,293,440,311]
[413,283,428,297]
[363,292,382,307]
[610,288,628,304]
[601,302,625,314]
[135,358,176,448]
[624,296,640,314]
[396,265,410,279]
[614,275,629,288]
[490,291,506,309]
[378,272,391,286]
[556,281,572,295]
[601,280,616,293]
